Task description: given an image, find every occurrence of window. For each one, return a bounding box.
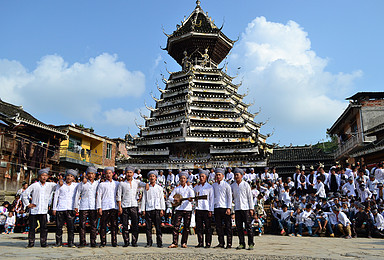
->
[106,143,112,159]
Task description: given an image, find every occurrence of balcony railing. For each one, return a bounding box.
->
[60,147,102,165]
[335,132,363,158]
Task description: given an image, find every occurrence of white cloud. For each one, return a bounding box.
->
[103,107,145,127]
[230,17,362,145]
[0,53,146,123]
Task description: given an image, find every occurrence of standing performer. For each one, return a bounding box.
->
[22,168,57,248]
[193,169,214,248]
[52,169,78,247]
[168,171,195,248]
[141,170,165,248]
[117,166,146,247]
[231,168,254,250]
[74,166,99,247]
[212,168,233,249]
[97,167,119,247]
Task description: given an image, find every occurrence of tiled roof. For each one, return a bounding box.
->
[269,146,334,163]
[0,99,67,136]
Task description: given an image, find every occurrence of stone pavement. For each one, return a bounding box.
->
[0,233,383,259]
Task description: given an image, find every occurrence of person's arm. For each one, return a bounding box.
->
[74,183,81,213]
[96,185,103,215]
[21,185,33,209]
[52,185,60,215]
[208,187,214,213]
[159,187,166,211]
[140,189,146,215]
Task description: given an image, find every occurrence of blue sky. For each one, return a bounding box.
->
[0,0,383,145]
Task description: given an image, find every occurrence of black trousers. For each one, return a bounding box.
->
[56,210,76,245]
[121,207,139,245]
[172,210,192,245]
[100,209,118,246]
[28,214,48,247]
[145,210,162,246]
[235,210,254,246]
[214,208,232,247]
[79,210,98,246]
[195,210,212,246]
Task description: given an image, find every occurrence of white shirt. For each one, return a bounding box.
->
[335,211,351,226]
[272,208,293,222]
[374,213,384,231]
[53,182,78,211]
[212,181,232,209]
[116,179,145,208]
[140,184,165,212]
[356,188,372,203]
[342,182,356,197]
[74,180,99,210]
[166,174,175,185]
[169,184,195,211]
[157,174,166,186]
[231,181,253,211]
[226,172,234,182]
[194,182,214,212]
[22,181,57,215]
[5,214,16,226]
[208,172,216,183]
[315,181,326,198]
[374,168,384,182]
[300,210,314,226]
[96,180,119,210]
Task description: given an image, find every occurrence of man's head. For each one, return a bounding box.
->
[179,171,188,185]
[38,167,50,183]
[234,168,244,182]
[148,170,158,184]
[198,169,208,184]
[215,168,225,182]
[86,166,97,181]
[125,166,135,179]
[104,167,114,181]
[65,169,78,183]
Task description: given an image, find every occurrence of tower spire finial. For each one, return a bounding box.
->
[196,0,201,7]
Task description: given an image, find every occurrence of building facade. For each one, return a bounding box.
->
[0,99,67,193]
[328,92,384,166]
[56,125,116,173]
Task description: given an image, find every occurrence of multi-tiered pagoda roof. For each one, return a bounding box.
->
[120,1,273,170]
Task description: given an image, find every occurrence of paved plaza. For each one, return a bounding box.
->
[0,233,383,259]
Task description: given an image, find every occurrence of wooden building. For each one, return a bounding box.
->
[0,99,67,194]
[328,92,384,166]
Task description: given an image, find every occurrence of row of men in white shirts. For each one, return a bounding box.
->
[21,166,257,249]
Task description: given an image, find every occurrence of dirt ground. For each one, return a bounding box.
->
[0,233,383,259]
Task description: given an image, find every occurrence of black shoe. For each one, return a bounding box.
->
[157,245,163,248]
[53,243,62,248]
[68,243,76,248]
[214,244,224,248]
[145,244,152,248]
[91,244,97,248]
[132,243,138,247]
[26,244,34,248]
[195,244,204,248]
[41,244,47,248]
[205,244,211,249]
[99,244,106,248]
[78,244,86,248]
[123,243,129,247]
[112,244,118,247]
[225,245,232,249]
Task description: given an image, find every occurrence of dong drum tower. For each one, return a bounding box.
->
[121,1,273,170]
